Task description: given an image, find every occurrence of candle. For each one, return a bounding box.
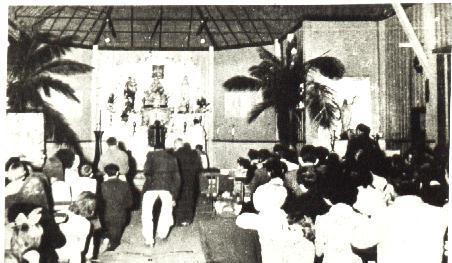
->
[99,110,102,130]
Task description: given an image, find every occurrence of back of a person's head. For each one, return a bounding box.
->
[299,145,317,163]
[258,149,272,162]
[281,148,299,164]
[106,137,117,146]
[326,153,341,169]
[272,143,287,156]
[329,181,358,206]
[6,159,29,182]
[69,191,97,218]
[348,159,373,188]
[6,157,21,171]
[104,163,120,177]
[263,156,287,180]
[174,138,183,149]
[393,172,420,196]
[195,145,203,151]
[356,123,371,136]
[314,146,330,164]
[237,157,251,169]
[247,149,259,160]
[55,149,75,169]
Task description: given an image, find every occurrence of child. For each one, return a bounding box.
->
[100,163,133,251]
[236,181,315,263]
[56,191,96,262]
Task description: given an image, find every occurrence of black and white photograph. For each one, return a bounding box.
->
[3,2,451,263]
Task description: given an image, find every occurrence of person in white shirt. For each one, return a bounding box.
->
[352,173,448,263]
[315,180,366,263]
[236,179,315,263]
[185,118,205,150]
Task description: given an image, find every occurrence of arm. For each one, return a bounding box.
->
[171,159,181,201]
[314,216,326,258]
[143,152,153,178]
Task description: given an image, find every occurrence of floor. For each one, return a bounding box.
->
[96,206,208,263]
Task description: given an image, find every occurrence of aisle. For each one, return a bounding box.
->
[97,209,206,263]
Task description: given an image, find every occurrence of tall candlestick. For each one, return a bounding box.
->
[99,110,102,130]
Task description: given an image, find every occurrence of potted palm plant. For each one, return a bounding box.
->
[7,30,93,160]
[223,35,345,148]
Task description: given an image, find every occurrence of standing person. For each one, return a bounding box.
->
[141,142,181,247]
[185,118,205,150]
[98,137,129,176]
[100,164,133,251]
[173,139,203,226]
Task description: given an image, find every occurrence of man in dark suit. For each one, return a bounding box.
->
[173,140,203,226]
[141,142,181,246]
[100,163,133,251]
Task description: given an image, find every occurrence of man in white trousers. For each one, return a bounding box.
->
[141,142,181,247]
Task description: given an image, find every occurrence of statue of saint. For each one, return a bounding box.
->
[143,78,168,108]
[124,77,137,112]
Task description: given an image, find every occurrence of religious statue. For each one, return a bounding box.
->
[143,78,168,108]
[339,96,356,134]
[124,77,137,112]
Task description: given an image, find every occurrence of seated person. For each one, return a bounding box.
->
[236,179,315,263]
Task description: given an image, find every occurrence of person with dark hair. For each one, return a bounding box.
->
[99,163,133,251]
[350,157,386,218]
[248,149,260,164]
[43,151,65,182]
[257,149,272,163]
[141,143,181,247]
[98,137,129,176]
[173,142,203,226]
[299,145,318,166]
[353,172,448,263]
[315,178,364,263]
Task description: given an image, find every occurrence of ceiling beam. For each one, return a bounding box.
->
[71,7,91,38]
[196,6,218,48]
[46,7,64,33]
[93,6,113,45]
[17,16,299,22]
[261,20,274,40]
[131,6,134,47]
[44,29,272,34]
[159,6,163,48]
[187,6,193,48]
[31,6,63,31]
[391,3,433,79]
[242,7,265,42]
[215,6,240,45]
[81,8,105,44]
[202,7,229,46]
[228,7,253,44]
[58,7,78,39]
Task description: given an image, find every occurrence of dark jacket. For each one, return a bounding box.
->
[101,178,133,221]
[142,150,181,200]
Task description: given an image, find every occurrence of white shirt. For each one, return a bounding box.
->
[315,203,366,263]
[353,185,386,217]
[354,196,448,263]
[56,211,91,262]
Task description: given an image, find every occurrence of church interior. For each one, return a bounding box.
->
[4,4,451,263]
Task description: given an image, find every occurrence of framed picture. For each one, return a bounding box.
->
[152,65,164,79]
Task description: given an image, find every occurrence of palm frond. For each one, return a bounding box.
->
[223,76,261,91]
[305,56,345,79]
[35,60,93,76]
[247,100,273,123]
[249,60,276,81]
[31,76,80,102]
[305,82,340,129]
[41,103,85,159]
[257,47,282,69]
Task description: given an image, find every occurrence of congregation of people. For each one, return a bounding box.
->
[4,134,203,263]
[3,122,449,263]
[235,123,449,263]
